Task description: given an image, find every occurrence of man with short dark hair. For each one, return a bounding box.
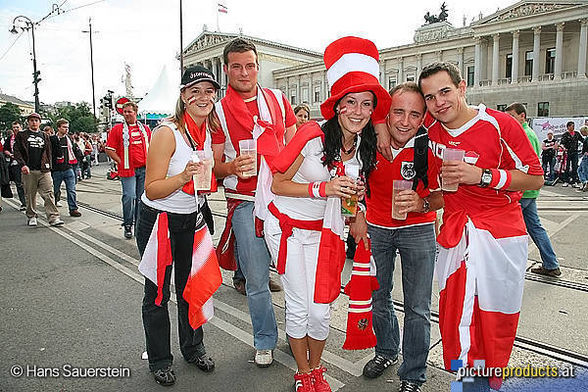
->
[506,102,560,277]
[3,121,27,210]
[418,62,543,390]
[560,121,583,187]
[50,119,82,218]
[105,101,151,238]
[541,131,558,183]
[355,83,443,392]
[14,113,64,227]
[212,37,297,367]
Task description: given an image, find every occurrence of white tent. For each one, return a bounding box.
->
[138,65,179,119]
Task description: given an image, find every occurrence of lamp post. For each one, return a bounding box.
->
[10,15,40,112]
[82,17,97,120]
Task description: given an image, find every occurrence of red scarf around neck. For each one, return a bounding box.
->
[183,112,206,150]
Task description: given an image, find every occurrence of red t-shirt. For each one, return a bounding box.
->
[212,90,296,194]
[105,123,151,177]
[366,147,440,228]
[427,105,543,218]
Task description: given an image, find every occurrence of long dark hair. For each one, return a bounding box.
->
[321,116,377,195]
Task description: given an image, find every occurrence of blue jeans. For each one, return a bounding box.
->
[368,223,436,385]
[542,156,556,181]
[52,168,78,211]
[231,201,277,350]
[120,166,146,226]
[520,198,559,270]
[577,155,588,183]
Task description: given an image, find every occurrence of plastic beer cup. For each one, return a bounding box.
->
[238,139,257,177]
[193,150,213,191]
[392,180,413,220]
[442,148,465,192]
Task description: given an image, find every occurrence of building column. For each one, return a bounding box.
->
[456,48,464,78]
[436,50,443,62]
[554,23,565,79]
[532,26,541,82]
[297,76,301,104]
[309,72,314,104]
[474,37,481,86]
[492,33,500,85]
[416,54,422,79]
[579,19,588,78]
[511,30,520,83]
[398,57,404,83]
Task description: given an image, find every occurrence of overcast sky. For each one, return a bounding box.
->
[0,0,515,106]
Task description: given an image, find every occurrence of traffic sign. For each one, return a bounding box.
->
[115,97,130,114]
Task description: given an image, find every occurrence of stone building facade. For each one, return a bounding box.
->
[183,1,588,119]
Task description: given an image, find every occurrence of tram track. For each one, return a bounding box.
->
[74,201,588,370]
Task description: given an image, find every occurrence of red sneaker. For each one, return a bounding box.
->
[294,372,315,392]
[311,366,331,392]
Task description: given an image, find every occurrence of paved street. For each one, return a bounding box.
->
[1,164,587,391]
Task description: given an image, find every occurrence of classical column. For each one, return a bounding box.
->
[554,23,565,79]
[416,54,422,78]
[309,72,314,104]
[436,50,443,62]
[456,48,464,78]
[474,37,481,86]
[398,57,404,83]
[532,26,541,82]
[579,19,588,78]
[511,30,520,83]
[492,33,500,85]
[297,76,301,104]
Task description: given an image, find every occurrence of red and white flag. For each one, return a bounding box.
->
[217,3,228,13]
[139,213,222,330]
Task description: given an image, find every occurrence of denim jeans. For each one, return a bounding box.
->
[577,155,588,183]
[231,201,277,350]
[368,223,436,385]
[120,166,146,226]
[136,202,206,371]
[8,164,26,206]
[519,198,559,270]
[542,156,556,181]
[565,153,579,184]
[52,168,78,211]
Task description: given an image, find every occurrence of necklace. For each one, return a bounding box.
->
[341,135,357,155]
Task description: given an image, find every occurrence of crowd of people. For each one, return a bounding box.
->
[1,35,576,392]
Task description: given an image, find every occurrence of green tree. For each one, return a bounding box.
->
[0,102,23,131]
[46,102,97,133]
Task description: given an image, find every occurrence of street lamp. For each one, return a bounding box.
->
[82,17,97,121]
[10,15,41,112]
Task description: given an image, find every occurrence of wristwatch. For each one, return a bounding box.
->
[422,198,431,213]
[479,168,492,188]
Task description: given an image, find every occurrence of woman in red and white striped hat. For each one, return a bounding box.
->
[264,36,391,392]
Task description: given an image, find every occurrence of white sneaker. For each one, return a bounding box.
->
[50,218,65,227]
[562,183,569,187]
[28,217,38,226]
[56,201,63,207]
[254,349,273,368]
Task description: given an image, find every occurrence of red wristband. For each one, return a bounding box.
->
[489,169,501,188]
[308,182,314,198]
[319,181,327,197]
[490,169,512,190]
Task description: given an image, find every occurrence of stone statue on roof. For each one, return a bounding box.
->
[424,2,449,24]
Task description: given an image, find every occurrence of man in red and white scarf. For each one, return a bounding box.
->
[105,101,151,239]
[50,118,82,217]
[211,37,297,368]
[419,62,544,391]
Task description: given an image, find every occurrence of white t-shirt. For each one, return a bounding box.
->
[273,136,360,220]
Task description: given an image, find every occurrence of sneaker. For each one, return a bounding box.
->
[50,218,65,227]
[562,182,569,187]
[28,217,38,227]
[530,266,561,277]
[124,225,133,239]
[583,183,588,192]
[293,372,314,392]
[69,210,82,217]
[233,279,246,296]
[152,366,175,386]
[20,205,26,211]
[572,183,581,189]
[190,353,215,372]
[398,380,422,392]
[311,366,331,392]
[362,354,398,378]
[254,349,273,368]
[56,201,63,207]
[269,276,282,292]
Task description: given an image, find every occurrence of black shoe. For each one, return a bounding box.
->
[362,354,398,378]
[153,366,175,386]
[530,266,561,277]
[233,279,246,296]
[191,354,215,372]
[20,205,26,211]
[124,225,133,239]
[398,380,422,392]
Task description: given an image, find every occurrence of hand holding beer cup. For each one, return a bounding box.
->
[441,148,465,191]
[392,180,412,220]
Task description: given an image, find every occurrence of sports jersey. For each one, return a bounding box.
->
[105,122,151,177]
[366,139,440,228]
[427,104,543,222]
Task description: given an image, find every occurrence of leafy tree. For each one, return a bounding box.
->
[45,102,97,133]
[0,102,23,131]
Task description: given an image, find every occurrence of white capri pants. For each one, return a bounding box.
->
[265,214,331,340]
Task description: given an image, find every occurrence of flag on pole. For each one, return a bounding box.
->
[218,3,228,13]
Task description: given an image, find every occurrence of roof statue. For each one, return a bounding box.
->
[424,2,449,24]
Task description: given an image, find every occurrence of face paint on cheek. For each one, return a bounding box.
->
[186,95,198,105]
[339,106,348,115]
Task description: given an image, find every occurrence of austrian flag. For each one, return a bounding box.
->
[138,213,222,330]
[217,3,228,13]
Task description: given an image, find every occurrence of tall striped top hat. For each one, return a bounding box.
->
[321,36,391,121]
